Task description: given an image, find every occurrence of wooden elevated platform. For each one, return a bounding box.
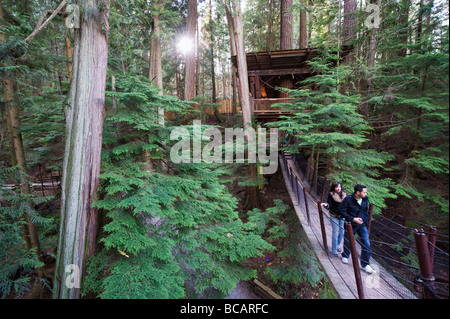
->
[279,153,417,299]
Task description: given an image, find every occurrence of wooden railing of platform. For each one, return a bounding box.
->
[252,98,293,113]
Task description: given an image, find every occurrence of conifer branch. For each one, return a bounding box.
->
[24,0,68,43]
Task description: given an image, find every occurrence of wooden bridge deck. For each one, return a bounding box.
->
[279,154,417,299]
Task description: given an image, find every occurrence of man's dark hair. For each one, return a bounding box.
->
[354,184,367,193]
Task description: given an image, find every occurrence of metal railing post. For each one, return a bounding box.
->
[414,229,436,299]
[367,203,374,235]
[320,176,327,202]
[303,187,310,225]
[317,201,328,256]
[345,222,365,299]
[428,226,437,272]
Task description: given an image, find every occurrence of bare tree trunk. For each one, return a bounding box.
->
[299,0,307,49]
[184,0,197,100]
[65,30,73,83]
[225,0,251,127]
[280,0,293,97]
[149,0,165,125]
[397,0,410,57]
[266,0,275,51]
[343,0,357,45]
[225,3,238,121]
[225,0,260,209]
[53,0,109,299]
[280,0,293,50]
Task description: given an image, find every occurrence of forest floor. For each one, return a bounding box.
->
[231,166,331,299]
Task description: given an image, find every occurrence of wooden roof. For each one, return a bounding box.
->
[231,48,316,75]
[231,46,353,76]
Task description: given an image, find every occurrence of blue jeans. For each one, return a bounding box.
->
[342,224,372,267]
[329,216,344,254]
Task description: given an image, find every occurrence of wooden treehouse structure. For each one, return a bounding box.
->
[231,48,319,121]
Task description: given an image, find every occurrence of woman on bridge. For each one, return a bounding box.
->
[322,181,346,257]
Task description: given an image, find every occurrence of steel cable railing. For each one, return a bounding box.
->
[281,152,449,299]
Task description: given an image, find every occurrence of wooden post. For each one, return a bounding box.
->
[345,222,365,299]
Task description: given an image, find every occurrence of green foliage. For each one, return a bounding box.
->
[82,76,272,299]
[268,46,397,212]
[0,166,50,299]
[247,200,325,287]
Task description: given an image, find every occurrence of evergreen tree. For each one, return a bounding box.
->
[268,43,396,212]
[82,75,272,298]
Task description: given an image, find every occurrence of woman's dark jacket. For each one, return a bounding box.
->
[326,191,346,219]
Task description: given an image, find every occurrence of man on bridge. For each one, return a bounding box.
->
[339,184,376,274]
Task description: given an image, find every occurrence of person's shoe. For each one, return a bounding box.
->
[362,265,376,274]
[341,257,349,264]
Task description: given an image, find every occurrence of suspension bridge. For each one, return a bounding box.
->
[279,152,449,299]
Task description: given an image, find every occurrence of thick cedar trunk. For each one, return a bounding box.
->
[280,0,293,98]
[280,0,293,50]
[149,1,165,125]
[299,0,307,49]
[225,5,238,120]
[343,0,357,45]
[184,0,197,100]
[53,0,109,299]
[227,0,251,126]
[226,0,261,209]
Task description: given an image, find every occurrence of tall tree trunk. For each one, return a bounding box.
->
[299,0,307,49]
[343,0,357,44]
[53,0,109,299]
[280,0,293,50]
[209,0,224,123]
[225,0,251,126]
[225,0,261,209]
[225,5,238,120]
[266,0,275,51]
[397,0,410,57]
[149,0,165,125]
[184,0,197,100]
[343,0,357,63]
[280,0,293,98]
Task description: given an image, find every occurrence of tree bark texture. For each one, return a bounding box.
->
[184,0,197,100]
[149,0,165,125]
[279,0,294,97]
[227,0,251,127]
[343,0,357,45]
[299,0,307,49]
[280,0,293,50]
[53,0,109,299]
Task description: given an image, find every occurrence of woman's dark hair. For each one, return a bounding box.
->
[330,181,341,194]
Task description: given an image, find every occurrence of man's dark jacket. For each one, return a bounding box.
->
[339,194,370,225]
